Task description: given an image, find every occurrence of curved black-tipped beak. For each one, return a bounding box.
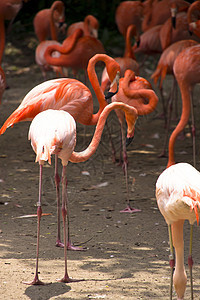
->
[136,38,140,47]
[105,90,118,102]
[172,17,176,29]
[189,29,193,36]
[126,136,134,147]
[59,21,64,28]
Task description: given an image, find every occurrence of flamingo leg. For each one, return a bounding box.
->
[24,164,47,285]
[120,124,141,213]
[168,224,175,300]
[190,91,196,168]
[55,154,64,248]
[55,155,85,251]
[58,166,82,283]
[188,224,194,300]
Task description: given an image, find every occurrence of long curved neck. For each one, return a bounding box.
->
[187,1,200,24]
[69,102,137,163]
[167,83,191,167]
[0,17,5,64]
[87,55,112,124]
[124,25,136,60]
[121,73,158,115]
[50,2,60,40]
[44,29,83,65]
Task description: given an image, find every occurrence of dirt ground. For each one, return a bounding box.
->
[0,32,200,300]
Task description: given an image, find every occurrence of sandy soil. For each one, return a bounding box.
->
[0,33,200,300]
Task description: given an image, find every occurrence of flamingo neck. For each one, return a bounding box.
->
[121,73,158,115]
[50,3,59,40]
[87,56,108,120]
[69,102,137,163]
[167,83,191,167]
[124,26,136,60]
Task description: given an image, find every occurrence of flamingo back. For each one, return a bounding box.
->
[156,163,200,225]
[28,109,76,166]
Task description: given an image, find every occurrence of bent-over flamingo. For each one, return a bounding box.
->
[33,0,66,42]
[0,53,120,249]
[35,28,83,79]
[156,162,200,300]
[27,102,138,284]
[44,29,105,79]
[110,69,158,212]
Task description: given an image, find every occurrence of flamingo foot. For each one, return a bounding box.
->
[120,205,141,213]
[23,276,49,285]
[57,276,84,283]
[56,239,64,248]
[158,151,167,158]
[67,241,88,251]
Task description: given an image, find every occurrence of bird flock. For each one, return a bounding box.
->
[0,1,200,299]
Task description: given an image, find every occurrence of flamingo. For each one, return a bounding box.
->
[156,162,200,300]
[33,1,66,42]
[44,29,105,79]
[187,0,200,38]
[26,102,138,285]
[67,14,99,38]
[142,0,190,32]
[35,28,83,79]
[159,10,200,51]
[0,0,23,64]
[167,44,200,168]
[101,24,140,93]
[115,1,144,37]
[0,53,120,249]
[109,70,158,212]
[151,39,198,157]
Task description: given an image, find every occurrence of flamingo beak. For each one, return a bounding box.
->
[105,71,120,101]
[171,17,176,29]
[126,136,134,147]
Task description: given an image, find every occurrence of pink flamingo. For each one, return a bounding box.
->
[167,44,200,168]
[0,54,120,249]
[110,70,158,212]
[67,14,99,38]
[156,162,200,299]
[33,1,66,42]
[26,102,138,285]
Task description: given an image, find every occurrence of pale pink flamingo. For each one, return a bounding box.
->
[156,162,200,299]
[67,14,99,38]
[26,102,138,285]
[0,54,120,249]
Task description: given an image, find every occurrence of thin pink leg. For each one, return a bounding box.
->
[55,155,86,251]
[55,155,64,248]
[119,124,141,213]
[24,164,47,285]
[58,166,82,282]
